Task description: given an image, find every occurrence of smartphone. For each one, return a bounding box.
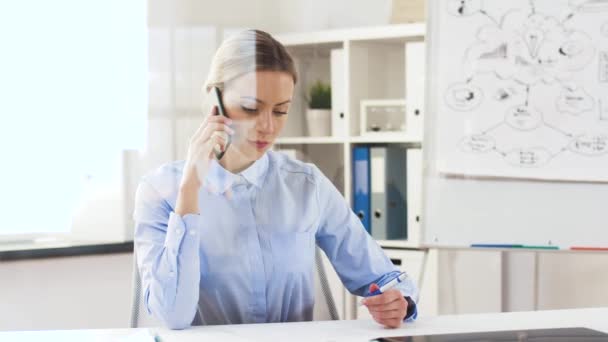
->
[213,86,231,160]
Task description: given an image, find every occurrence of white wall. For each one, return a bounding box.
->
[275,0,393,33]
[537,252,608,310]
[0,253,133,331]
[437,250,503,314]
[148,0,279,31]
[438,250,608,315]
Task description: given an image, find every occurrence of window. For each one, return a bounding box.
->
[0,1,147,239]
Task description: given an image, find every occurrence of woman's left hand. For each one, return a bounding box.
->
[361,287,408,329]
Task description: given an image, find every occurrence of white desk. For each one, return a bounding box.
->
[2,308,607,341]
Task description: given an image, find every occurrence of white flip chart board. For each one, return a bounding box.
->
[423,0,608,250]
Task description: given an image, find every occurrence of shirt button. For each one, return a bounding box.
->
[189,230,197,236]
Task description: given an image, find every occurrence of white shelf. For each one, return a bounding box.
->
[276,135,422,145]
[275,136,346,144]
[274,23,426,46]
[376,240,423,249]
[350,134,422,144]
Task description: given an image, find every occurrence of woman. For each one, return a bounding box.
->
[134,29,418,329]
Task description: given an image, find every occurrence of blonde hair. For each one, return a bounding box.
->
[205,29,297,93]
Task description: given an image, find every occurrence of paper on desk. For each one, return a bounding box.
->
[196,320,394,342]
[115,330,157,342]
[0,330,156,342]
[155,328,256,342]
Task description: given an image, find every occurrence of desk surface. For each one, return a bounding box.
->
[1,308,607,342]
[0,240,132,261]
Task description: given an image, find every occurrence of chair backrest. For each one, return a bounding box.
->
[130,246,339,328]
[312,247,339,321]
[129,251,168,327]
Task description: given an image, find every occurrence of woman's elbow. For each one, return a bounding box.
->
[153,307,195,330]
[163,316,193,330]
[147,295,196,330]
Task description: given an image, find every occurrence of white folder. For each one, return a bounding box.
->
[331,48,347,137]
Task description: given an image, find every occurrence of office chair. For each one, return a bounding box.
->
[130,246,339,327]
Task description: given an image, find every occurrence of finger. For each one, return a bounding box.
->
[213,142,223,156]
[369,309,404,320]
[210,131,229,147]
[372,314,403,329]
[367,302,407,316]
[366,299,406,312]
[189,136,226,165]
[369,305,405,317]
[371,313,402,329]
[190,130,228,159]
[192,107,233,140]
[209,132,229,153]
[382,318,403,329]
[192,106,218,140]
[209,133,229,156]
[206,113,233,125]
[199,122,235,142]
[362,290,403,306]
[194,128,230,153]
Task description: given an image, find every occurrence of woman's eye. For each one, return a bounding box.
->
[273,110,288,116]
[241,106,258,113]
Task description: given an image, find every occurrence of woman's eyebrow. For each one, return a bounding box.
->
[240,96,291,106]
[275,99,292,106]
[240,96,262,103]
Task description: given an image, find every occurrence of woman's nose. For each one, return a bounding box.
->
[257,111,275,134]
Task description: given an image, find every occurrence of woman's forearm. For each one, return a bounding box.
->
[141,213,202,329]
[175,185,200,216]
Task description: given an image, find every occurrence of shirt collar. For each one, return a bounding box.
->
[204,153,269,193]
[240,152,269,188]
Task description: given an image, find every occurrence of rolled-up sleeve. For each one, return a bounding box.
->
[312,166,419,320]
[133,179,202,329]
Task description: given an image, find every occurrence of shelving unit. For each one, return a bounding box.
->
[275,24,426,248]
[349,134,422,145]
[273,24,431,319]
[276,135,423,145]
[276,136,346,144]
[276,24,425,46]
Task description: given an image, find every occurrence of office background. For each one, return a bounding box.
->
[1,0,607,331]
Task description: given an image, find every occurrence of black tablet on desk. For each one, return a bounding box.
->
[371,327,608,341]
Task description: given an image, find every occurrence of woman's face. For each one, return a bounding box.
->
[222,71,294,162]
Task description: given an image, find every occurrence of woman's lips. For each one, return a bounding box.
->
[249,140,270,149]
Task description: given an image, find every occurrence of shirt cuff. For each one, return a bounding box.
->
[404,296,418,322]
[164,212,201,255]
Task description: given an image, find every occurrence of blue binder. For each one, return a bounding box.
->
[353,146,371,233]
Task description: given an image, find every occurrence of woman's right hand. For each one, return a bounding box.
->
[175,106,234,216]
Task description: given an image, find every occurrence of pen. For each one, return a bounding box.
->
[360,272,408,305]
[146,329,162,342]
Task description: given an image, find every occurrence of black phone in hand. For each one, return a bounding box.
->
[213,86,231,160]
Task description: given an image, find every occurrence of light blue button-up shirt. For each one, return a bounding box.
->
[133,151,418,329]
